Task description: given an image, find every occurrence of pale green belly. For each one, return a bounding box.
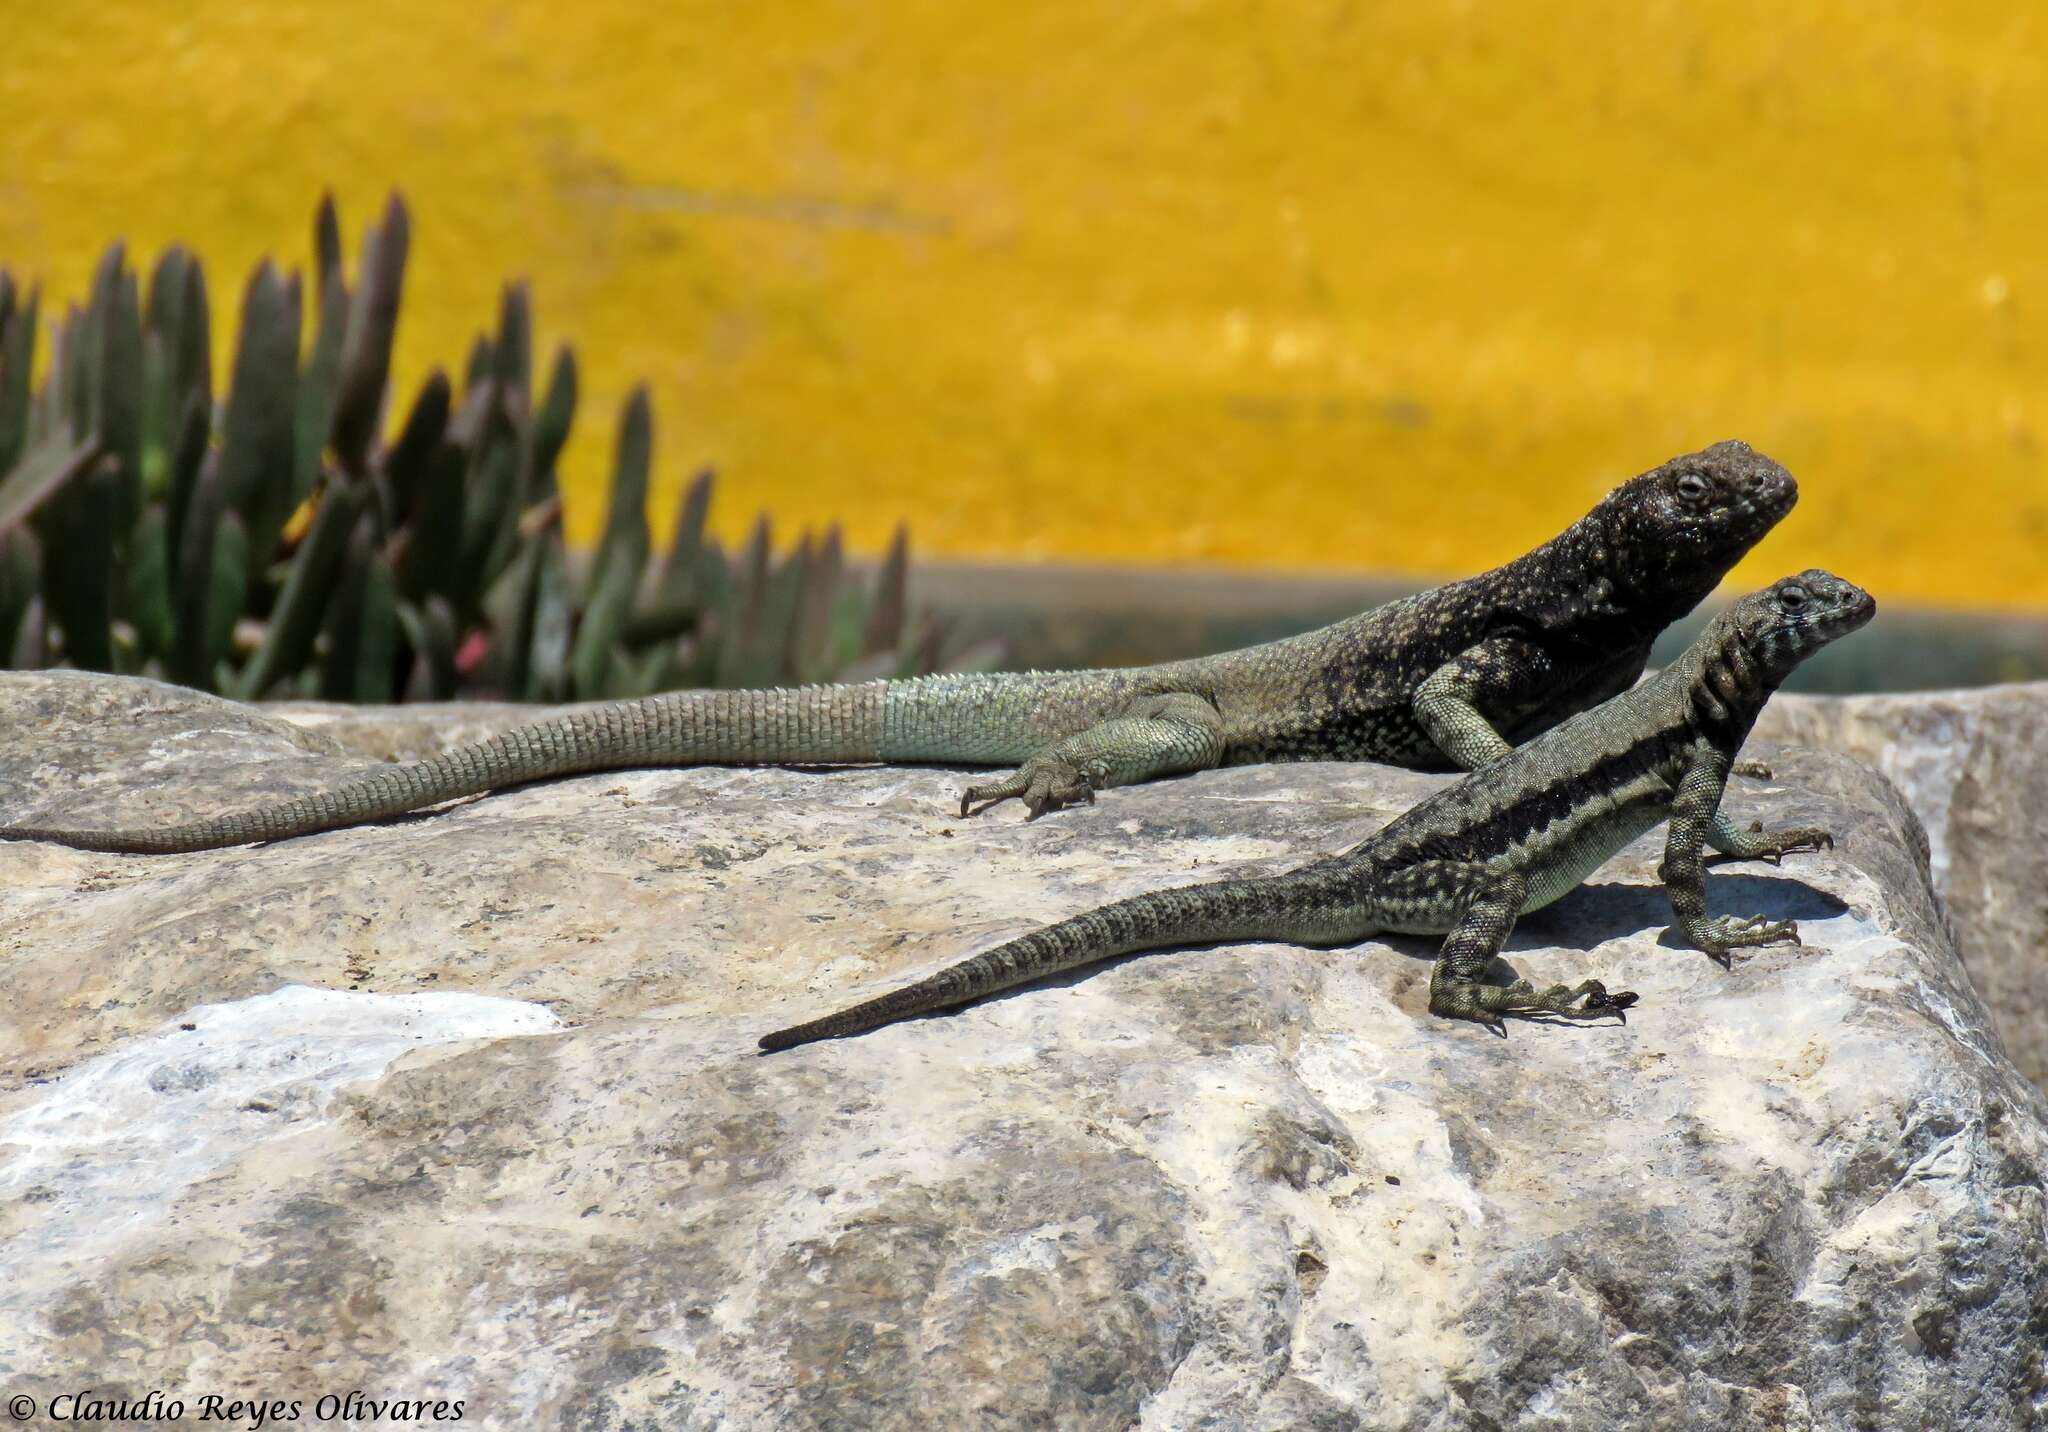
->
[1517,798,1671,914]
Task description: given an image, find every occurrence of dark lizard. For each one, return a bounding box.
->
[759,570,1875,1051]
[0,440,1794,854]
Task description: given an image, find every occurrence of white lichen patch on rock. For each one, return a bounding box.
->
[0,670,2043,1430]
[0,985,559,1344]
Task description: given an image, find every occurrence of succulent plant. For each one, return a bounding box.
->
[0,195,993,704]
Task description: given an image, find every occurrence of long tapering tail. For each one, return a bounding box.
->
[0,684,887,854]
[758,865,1367,1051]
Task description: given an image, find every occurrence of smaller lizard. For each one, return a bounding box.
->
[0,441,1794,853]
[759,570,1874,1051]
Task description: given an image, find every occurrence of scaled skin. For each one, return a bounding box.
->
[0,441,1794,854]
[760,571,1876,1051]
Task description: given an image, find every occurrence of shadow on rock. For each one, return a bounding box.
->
[1518,872,1848,952]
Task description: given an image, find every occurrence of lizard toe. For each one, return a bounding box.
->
[1575,980,1638,1016]
[1698,913,1800,953]
[960,769,1032,817]
[1012,757,1096,819]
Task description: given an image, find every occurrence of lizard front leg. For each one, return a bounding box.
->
[1389,863,1636,1028]
[960,693,1227,819]
[1412,636,1557,770]
[1661,747,1802,965]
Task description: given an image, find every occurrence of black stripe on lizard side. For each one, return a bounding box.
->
[1371,724,1690,867]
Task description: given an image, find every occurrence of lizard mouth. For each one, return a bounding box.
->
[1749,573,1876,666]
[1731,460,1798,533]
[1750,470,1798,523]
[1813,588,1878,641]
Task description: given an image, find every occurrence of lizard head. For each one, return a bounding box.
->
[1728,570,1877,679]
[1601,440,1798,602]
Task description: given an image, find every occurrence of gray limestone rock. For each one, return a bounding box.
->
[1756,683,2048,1091]
[1,670,2044,1430]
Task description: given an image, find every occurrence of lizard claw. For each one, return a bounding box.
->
[1528,978,1637,1020]
[1753,824,1833,864]
[1022,759,1096,819]
[959,776,1022,818]
[1732,758,1775,780]
[1694,913,1801,966]
[1434,976,1634,1026]
[962,756,1097,819]
[1577,980,1640,1017]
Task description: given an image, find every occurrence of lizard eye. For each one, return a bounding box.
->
[1675,472,1711,505]
[1778,584,1809,611]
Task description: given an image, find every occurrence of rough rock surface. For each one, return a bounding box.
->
[1756,682,2048,1091]
[1,671,2044,1430]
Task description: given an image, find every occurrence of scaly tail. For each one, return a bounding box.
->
[0,684,887,853]
[759,864,1368,1050]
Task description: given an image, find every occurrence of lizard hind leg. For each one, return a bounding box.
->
[1381,862,1637,1029]
[959,693,1228,819]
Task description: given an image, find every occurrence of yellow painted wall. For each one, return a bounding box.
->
[4,1,2044,606]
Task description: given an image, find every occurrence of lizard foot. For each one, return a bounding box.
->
[1431,977,1638,1027]
[1732,758,1775,780]
[960,756,1097,820]
[1693,913,1801,969]
[1737,823,1833,864]
[1505,977,1639,1020]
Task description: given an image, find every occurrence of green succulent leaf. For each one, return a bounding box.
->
[322,508,398,702]
[495,284,532,403]
[8,593,45,668]
[861,525,910,657]
[200,508,249,679]
[396,440,466,603]
[233,482,362,700]
[650,466,713,613]
[0,431,105,539]
[570,551,639,697]
[170,257,212,424]
[590,385,652,598]
[462,335,494,395]
[171,457,227,685]
[459,427,521,601]
[312,192,346,311]
[524,342,581,510]
[330,193,409,477]
[93,254,146,529]
[163,390,210,584]
[523,345,576,508]
[397,593,459,701]
[0,524,43,662]
[793,526,844,682]
[713,517,772,688]
[296,266,351,504]
[32,454,118,671]
[526,539,573,703]
[216,260,301,565]
[380,370,452,525]
[125,503,174,661]
[0,279,38,473]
